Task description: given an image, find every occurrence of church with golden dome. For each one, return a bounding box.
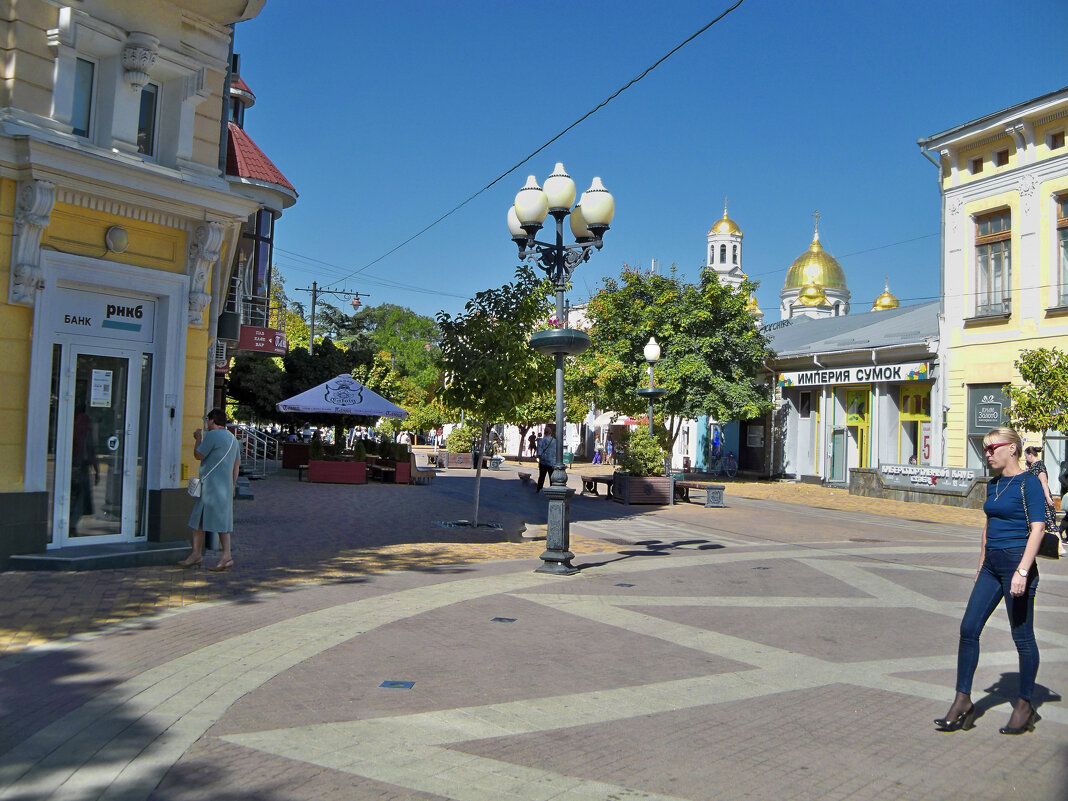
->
[779,215,851,320]
[706,201,763,323]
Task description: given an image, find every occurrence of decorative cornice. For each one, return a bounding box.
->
[53,187,187,230]
[9,180,56,307]
[186,222,226,326]
[122,32,160,91]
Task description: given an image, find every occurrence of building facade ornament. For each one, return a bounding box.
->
[122,32,159,91]
[9,180,56,307]
[186,222,224,325]
[1018,172,1038,214]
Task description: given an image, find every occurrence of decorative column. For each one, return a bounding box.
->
[8,180,56,307]
[122,32,159,90]
[186,222,224,326]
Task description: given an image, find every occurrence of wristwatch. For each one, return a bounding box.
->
[1016,566,1029,577]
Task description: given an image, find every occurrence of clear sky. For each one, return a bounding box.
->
[234,0,1068,323]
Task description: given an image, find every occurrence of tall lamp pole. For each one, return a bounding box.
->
[510,163,614,575]
[636,336,666,439]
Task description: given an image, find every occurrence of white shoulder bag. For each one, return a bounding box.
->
[188,435,235,497]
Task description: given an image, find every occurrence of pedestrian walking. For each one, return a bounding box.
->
[605,437,614,466]
[527,431,537,462]
[1024,446,1062,555]
[1059,458,1068,541]
[593,441,603,465]
[178,408,241,572]
[934,427,1046,735]
[535,426,556,492]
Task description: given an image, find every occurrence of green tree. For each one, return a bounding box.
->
[571,266,774,446]
[227,354,286,422]
[353,303,441,389]
[437,265,553,525]
[513,390,586,462]
[1005,347,1068,436]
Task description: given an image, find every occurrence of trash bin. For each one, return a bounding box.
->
[563,451,574,466]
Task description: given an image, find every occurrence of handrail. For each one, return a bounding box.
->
[231,424,282,478]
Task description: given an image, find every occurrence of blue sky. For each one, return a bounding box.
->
[235,0,1068,322]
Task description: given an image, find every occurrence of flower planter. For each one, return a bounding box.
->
[445,452,487,469]
[529,328,591,356]
[379,458,412,484]
[282,442,310,469]
[307,459,367,484]
[611,472,675,505]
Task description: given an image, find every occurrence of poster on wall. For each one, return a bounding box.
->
[90,369,113,408]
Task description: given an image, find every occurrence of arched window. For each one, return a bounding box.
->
[732,245,738,264]
[720,244,727,263]
[709,246,715,264]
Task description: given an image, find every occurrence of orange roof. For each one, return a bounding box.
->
[226,122,296,195]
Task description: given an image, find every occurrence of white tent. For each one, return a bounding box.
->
[276,375,408,419]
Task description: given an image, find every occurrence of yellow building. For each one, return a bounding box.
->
[919,86,1068,469]
[0,1,279,564]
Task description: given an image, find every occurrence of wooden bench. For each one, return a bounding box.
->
[580,474,614,498]
[370,464,396,482]
[410,453,436,484]
[517,471,532,484]
[675,479,726,508]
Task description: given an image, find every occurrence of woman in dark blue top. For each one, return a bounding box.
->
[935,428,1047,735]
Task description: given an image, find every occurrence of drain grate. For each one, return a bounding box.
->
[615,583,635,587]
[380,681,414,689]
[491,617,517,623]
[752,566,770,570]
[433,520,503,530]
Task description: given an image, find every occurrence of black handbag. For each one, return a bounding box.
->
[1021,477,1060,560]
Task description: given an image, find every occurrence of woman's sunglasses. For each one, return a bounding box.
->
[983,442,1012,455]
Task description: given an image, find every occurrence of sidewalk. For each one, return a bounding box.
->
[0,463,987,656]
[0,464,1063,800]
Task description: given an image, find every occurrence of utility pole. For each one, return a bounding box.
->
[294,282,369,355]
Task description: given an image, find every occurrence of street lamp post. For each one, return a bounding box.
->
[510,163,614,575]
[636,336,667,465]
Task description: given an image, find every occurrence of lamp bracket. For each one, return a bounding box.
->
[519,238,602,286]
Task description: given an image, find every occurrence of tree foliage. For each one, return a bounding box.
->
[1005,347,1068,435]
[436,265,553,523]
[571,266,774,445]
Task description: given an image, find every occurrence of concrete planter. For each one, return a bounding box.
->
[612,472,675,505]
[307,459,367,484]
[529,328,591,356]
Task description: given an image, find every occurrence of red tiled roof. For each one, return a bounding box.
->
[226,122,296,195]
[230,75,255,98]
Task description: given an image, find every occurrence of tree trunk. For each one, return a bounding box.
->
[471,420,488,527]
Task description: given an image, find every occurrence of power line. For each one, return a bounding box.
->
[318,0,748,290]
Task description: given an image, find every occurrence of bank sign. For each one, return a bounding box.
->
[54,287,155,343]
[779,361,929,388]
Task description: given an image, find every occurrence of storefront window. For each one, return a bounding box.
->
[899,385,932,464]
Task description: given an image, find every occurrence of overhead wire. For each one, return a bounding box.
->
[316,0,748,290]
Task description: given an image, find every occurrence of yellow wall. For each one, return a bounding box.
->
[0,177,27,490]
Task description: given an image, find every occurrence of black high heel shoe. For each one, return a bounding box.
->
[933,704,976,732]
[999,705,1040,735]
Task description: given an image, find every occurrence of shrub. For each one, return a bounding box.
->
[615,427,667,477]
[446,425,479,453]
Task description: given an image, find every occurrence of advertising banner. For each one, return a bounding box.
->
[238,326,287,355]
[779,361,930,388]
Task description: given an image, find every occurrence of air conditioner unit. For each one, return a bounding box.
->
[214,341,227,367]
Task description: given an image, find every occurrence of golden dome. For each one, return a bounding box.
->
[745,293,761,313]
[783,229,847,291]
[871,277,899,311]
[793,280,829,307]
[708,200,742,237]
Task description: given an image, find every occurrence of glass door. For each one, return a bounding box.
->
[54,348,145,545]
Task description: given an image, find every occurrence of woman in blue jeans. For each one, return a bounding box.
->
[935,427,1046,735]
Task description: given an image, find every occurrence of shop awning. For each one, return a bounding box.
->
[592,411,637,427]
[276,375,408,419]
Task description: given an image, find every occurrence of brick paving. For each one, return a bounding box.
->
[0,459,1065,800]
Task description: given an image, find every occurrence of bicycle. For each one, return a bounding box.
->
[709,450,737,478]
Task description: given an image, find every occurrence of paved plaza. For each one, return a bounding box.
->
[0,464,1065,800]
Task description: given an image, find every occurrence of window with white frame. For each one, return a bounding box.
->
[975,210,1011,316]
[137,83,158,156]
[1058,197,1068,306]
[71,57,95,138]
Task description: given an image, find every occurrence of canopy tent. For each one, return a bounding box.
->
[276,375,408,419]
[591,411,637,427]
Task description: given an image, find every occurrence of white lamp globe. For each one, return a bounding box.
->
[543,163,576,212]
[514,175,549,232]
[644,336,661,363]
[569,204,593,241]
[507,206,526,239]
[578,177,614,229]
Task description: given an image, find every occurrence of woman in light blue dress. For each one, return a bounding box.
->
[178,408,240,571]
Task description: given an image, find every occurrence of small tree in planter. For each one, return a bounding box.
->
[613,427,674,505]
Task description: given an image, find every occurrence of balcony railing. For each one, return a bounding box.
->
[975,296,1010,317]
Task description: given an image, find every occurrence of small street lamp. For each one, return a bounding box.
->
[510,163,614,575]
[636,335,667,441]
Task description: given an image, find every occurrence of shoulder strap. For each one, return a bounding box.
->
[1020,477,1031,530]
[199,434,235,481]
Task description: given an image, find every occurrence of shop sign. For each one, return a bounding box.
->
[54,287,155,343]
[967,385,1010,435]
[779,361,929,388]
[237,325,287,355]
[879,463,981,494]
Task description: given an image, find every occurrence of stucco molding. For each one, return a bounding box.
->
[9,180,56,307]
[186,221,225,326]
[122,32,160,91]
[54,186,187,230]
